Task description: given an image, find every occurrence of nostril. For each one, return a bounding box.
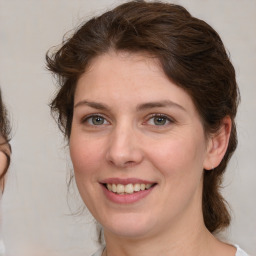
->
[123,161,137,167]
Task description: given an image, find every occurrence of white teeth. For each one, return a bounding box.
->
[140,184,146,191]
[112,184,117,193]
[134,184,140,192]
[116,184,124,193]
[125,184,134,194]
[107,184,112,191]
[106,183,154,194]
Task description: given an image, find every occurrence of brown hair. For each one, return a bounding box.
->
[0,89,11,182]
[46,0,240,233]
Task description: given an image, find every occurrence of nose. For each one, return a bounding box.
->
[105,123,143,168]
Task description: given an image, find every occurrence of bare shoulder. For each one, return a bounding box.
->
[210,239,238,256]
[216,242,249,256]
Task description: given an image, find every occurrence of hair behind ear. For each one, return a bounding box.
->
[203,116,234,232]
[203,170,231,232]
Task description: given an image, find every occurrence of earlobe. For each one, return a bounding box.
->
[203,116,232,170]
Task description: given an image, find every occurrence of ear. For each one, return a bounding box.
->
[203,116,232,170]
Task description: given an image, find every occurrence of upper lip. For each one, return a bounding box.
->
[100,178,156,185]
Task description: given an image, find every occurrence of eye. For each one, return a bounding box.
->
[152,116,168,125]
[83,115,109,126]
[146,114,173,126]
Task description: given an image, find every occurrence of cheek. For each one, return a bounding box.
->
[148,135,206,180]
[69,135,107,208]
[147,136,206,214]
[69,135,105,178]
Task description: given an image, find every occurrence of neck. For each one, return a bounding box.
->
[103,215,216,256]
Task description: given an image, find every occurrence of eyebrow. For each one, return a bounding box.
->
[74,99,186,112]
[74,100,110,110]
[136,100,186,112]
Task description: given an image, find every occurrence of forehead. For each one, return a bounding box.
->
[75,51,196,113]
[80,51,164,87]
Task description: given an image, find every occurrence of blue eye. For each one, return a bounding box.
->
[85,115,108,125]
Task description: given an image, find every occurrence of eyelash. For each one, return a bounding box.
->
[81,113,175,127]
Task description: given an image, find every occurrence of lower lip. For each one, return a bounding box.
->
[102,185,155,204]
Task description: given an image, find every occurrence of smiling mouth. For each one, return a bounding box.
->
[104,183,156,195]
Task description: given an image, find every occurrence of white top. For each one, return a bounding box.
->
[91,245,249,256]
[235,245,249,256]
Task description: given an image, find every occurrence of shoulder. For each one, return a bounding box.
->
[234,245,250,256]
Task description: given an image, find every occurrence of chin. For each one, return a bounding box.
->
[101,212,156,238]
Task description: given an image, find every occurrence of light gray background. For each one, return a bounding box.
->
[0,0,255,255]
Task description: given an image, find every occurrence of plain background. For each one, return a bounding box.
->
[0,0,255,255]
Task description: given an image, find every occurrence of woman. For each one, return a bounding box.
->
[0,89,11,255]
[46,1,248,255]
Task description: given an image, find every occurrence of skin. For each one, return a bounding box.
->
[69,51,235,256]
[0,152,7,192]
[0,141,10,192]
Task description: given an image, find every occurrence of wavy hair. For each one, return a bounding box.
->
[46,0,240,233]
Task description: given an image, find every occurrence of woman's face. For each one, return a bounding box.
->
[70,51,212,239]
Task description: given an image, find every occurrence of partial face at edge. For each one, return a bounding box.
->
[0,147,9,193]
[69,51,214,239]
